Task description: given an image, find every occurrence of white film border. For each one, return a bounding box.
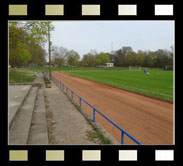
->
[8,4,174,16]
[8,150,175,161]
[7,1,176,165]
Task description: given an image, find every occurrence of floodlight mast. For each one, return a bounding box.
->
[48,25,51,79]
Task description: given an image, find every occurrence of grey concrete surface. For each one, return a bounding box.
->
[9,85,32,128]
[27,83,48,144]
[33,72,44,84]
[8,72,114,145]
[45,81,98,145]
[9,87,38,145]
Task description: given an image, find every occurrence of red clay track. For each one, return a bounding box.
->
[52,71,173,145]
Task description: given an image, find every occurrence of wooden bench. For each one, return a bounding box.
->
[42,71,51,84]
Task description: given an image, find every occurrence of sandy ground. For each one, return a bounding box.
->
[52,71,173,145]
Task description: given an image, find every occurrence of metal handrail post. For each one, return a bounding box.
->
[121,131,124,144]
[93,108,96,122]
[66,88,68,95]
[72,91,74,101]
[79,97,82,108]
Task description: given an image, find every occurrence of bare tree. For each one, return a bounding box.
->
[52,46,69,67]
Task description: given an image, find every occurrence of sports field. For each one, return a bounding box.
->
[9,67,173,144]
[10,67,173,101]
[52,71,173,144]
[59,67,173,102]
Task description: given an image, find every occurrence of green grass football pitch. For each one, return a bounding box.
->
[53,67,173,102]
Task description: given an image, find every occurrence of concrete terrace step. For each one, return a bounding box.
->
[9,85,32,128]
[9,87,38,145]
[27,88,49,145]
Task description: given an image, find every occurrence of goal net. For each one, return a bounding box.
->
[165,65,173,70]
[129,66,142,71]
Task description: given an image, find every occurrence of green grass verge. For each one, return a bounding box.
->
[9,68,36,83]
[86,127,112,144]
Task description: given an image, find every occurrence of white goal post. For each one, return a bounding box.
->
[129,66,142,71]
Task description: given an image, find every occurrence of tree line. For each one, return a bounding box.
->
[109,46,173,68]
[52,47,111,67]
[52,46,80,67]
[9,21,54,67]
[110,47,173,68]
[52,46,173,68]
[9,21,173,69]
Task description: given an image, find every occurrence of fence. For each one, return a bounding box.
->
[49,72,142,145]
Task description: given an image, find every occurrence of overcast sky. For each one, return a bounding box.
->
[47,21,174,58]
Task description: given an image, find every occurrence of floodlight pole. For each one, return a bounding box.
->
[48,25,51,79]
[111,41,113,53]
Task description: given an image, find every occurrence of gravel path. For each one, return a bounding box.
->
[44,81,98,145]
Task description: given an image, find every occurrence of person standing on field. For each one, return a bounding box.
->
[144,69,150,75]
[144,69,147,74]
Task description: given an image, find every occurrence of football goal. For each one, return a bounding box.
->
[164,65,173,70]
[129,66,142,71]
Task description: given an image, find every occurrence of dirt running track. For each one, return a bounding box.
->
[52,71,173,145]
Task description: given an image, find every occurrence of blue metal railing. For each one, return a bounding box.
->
[49,72,142,145]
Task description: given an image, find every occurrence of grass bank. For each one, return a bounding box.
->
[9,68,37,83]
